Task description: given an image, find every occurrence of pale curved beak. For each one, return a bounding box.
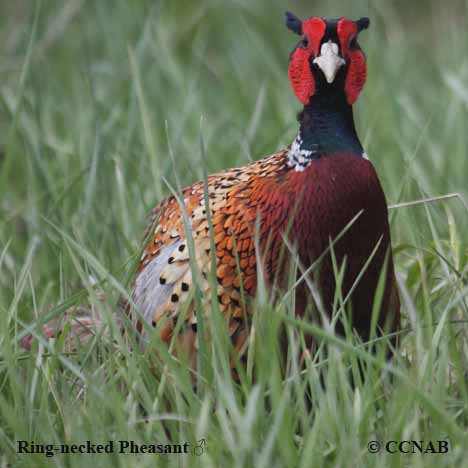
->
[313,40,345,84]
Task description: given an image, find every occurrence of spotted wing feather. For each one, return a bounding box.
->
[132,150,289,355]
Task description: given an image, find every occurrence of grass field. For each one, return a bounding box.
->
[1,0,468,466]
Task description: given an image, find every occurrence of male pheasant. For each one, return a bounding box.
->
[131,13,400,361]
[20,13,399,358]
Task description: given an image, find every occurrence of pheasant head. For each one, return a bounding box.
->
[286,13,369,105]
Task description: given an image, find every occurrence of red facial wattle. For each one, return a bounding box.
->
[288,18,325,105]
[337,18,367,105]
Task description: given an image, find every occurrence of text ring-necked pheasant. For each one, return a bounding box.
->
[131,13,400,363]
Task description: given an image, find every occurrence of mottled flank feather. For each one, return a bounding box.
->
[132,150,289,356]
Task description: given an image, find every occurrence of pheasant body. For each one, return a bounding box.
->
[133,149,399,352]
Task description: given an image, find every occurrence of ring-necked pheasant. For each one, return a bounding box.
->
[20,13,400,360]
[131,13,400,361]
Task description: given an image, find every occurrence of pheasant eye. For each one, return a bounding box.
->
[301,36,309,48]
[349,36,358,50]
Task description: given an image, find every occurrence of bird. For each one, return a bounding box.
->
[20,13,400,362]
[131,12,401,364]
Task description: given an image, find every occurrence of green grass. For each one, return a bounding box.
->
[1,0,468,466]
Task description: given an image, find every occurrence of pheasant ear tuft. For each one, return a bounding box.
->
[356,17,370,32]
[285,11,302,35]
